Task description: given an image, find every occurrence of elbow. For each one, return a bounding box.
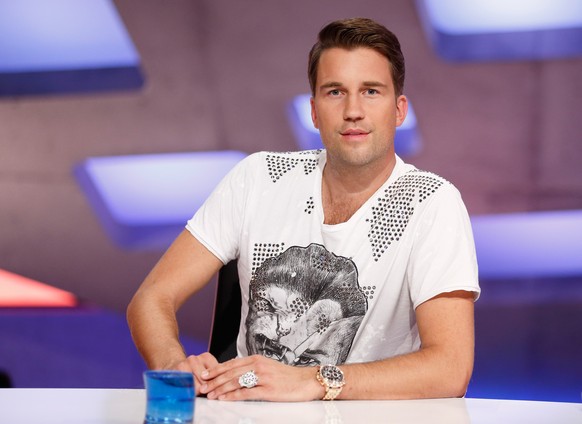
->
[427,348,474,398]
[444,362,473,398]
[450,373,471,398]
[126,293,137,323]
[126,291,144,333]
[126,298,135,327]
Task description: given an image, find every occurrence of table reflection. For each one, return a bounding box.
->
[194,397,471,424]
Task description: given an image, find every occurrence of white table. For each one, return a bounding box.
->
[0,389,580,424]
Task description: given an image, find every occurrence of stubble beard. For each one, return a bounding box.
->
[325,137,393,174]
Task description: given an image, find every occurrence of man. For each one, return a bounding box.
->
[127,17,480,402]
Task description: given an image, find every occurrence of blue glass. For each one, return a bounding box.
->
[143,371,195,423]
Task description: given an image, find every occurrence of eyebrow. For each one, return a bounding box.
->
[318,80,388,91]
[362,81,388,88]
[318,81,343,91]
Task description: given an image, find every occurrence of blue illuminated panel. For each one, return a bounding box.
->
[472,210,582,279]
[0,0,144,96]
[74,151,247,249]
[416,0,582,61]
[288,94,421,156]
[75,148,582,281]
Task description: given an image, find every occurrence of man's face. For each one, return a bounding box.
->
[310,47,407,170]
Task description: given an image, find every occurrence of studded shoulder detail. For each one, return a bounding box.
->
[366,170,448,262]
[264,150,321,183]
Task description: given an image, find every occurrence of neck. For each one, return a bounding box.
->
[321,155,396,225]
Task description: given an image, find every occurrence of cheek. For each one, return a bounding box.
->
[311,101,322,129]
[314,116,337,138]
[312,104,340,128]
[311,110,319,129]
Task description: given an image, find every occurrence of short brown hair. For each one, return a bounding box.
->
[308,18,405,97]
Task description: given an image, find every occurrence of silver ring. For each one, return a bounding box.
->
[238,370,259,388]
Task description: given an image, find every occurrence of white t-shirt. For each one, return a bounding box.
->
[187,150,480,366]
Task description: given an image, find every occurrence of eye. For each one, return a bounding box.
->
[293,354,319,367]
[365,88,378,95]
[328,89,341,96]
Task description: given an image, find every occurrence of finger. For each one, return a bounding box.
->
[203,355,256,380]
[204,355,272,396]
[203,363,258,398]
[202,366,241,397]
[206,373,250,400]
[199,352,220,368]
[218,386,266,401]
[181,353,218,396]
[216,363,269,401]
[187,353,218,380]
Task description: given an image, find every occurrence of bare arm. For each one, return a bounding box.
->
[126,230,224,371]
[338,290,475,399]
[199,290,475,401]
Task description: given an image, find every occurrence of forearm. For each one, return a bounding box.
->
[127,230,224,369]
[127,288,188,370]
[330,290,476,400]
[200,342,472,402]
[338,345,473,400]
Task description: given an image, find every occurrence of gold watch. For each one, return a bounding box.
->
[316,364,345,400]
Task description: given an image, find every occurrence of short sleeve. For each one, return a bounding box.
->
[407,184,480,308]
[186,153,259,264]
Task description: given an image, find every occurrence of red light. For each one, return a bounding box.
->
[0,268,77,307]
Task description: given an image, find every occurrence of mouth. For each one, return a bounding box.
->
[341,128,368,135]
[340,128,370,141]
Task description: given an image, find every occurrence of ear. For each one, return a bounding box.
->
[310,97,319,129]
[395,95,408,127]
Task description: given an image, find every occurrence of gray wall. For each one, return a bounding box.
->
[1,0,581,343]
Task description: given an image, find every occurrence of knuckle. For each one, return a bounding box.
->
[199,352,213,361]
[250,354,265,366]
[186,354,199,363]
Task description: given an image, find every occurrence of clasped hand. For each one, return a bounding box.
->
[170,352,322,401]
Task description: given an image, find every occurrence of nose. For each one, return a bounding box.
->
[343,94,364,122]
[276,314,294,337]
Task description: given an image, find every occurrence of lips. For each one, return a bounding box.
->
[340,128,369,136]
[340,128,370,142]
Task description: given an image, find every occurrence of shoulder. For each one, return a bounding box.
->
[250,150,324,183]
[395,168,453,194]
[383,166,466,218]
[259,149,324,164]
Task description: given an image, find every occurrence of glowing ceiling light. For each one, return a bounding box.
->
[416,0,582,61]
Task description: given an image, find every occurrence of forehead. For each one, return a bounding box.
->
[316,47,393,87]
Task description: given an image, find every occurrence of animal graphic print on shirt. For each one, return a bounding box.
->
[245,243,367,366]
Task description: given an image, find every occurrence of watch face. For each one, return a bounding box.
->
[321,365,344,385]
